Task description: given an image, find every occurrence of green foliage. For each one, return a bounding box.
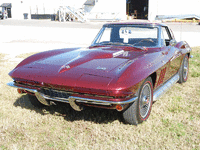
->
[191,70,200,77]
[0,145,7,150]
[46,142,54,147]
[161,118,170,127]
[168,96,183,113]
[169,123,186,138]
[190,48,200,77]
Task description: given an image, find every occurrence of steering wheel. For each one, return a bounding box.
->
[139,38,155,43]
[133,38,156,46]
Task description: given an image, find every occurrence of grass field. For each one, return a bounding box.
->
[0,47,199,150]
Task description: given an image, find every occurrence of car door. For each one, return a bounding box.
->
[165,27,182,77]
[161,27,182,80]
[154,27,172,88]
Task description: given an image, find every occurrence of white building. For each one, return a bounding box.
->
[0,0,199,21]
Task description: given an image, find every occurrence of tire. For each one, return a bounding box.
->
[28,94,46,108]
[178,55,189,83]
[122,77,153,125]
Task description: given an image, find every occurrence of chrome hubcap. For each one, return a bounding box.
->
[142,96,149,105]
[139,83,151,118]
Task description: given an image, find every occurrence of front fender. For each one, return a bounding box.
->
[14,48,79,69]
[108,52,163,94]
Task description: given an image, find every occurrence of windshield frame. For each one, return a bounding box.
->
[91,24,162,48]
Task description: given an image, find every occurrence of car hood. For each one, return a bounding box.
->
[10,47,146,89]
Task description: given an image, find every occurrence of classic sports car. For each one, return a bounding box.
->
[7,22,191,125]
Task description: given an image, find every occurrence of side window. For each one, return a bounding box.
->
[99,28,111,43]
[161,27,172,46]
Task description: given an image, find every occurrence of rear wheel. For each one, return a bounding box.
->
[123,77,153,125]
[178,55,189,83]
[28,94,46,108]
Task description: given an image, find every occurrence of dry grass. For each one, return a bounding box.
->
[0,48,200,150]
[16,52,42,59]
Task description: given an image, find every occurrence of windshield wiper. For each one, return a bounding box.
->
[92,42,142,48]
[98,42,136,47]
[91,42,119,47]
[91,43,147,51]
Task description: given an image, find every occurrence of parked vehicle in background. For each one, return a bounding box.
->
[0,11,3,19]
[7,22,191,125]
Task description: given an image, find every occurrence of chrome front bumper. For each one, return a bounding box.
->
[7,81,138,111]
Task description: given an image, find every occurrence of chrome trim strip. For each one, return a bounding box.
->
[153,73,179,101]
[42,94,69,103]
[74,96,138,105]
[7,81,138,105]
[7,82,38,93]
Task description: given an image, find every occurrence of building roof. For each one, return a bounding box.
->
[0,3,12,8]
[84,0,95,6]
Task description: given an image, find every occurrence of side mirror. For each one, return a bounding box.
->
[169,39,177,46]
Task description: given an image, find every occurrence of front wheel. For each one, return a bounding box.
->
[122,77,153,125]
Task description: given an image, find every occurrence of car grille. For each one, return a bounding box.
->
[15,81,115,100]
[39,87,116,100]
[40,88,71,99]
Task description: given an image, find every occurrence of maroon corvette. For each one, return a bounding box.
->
[8,22,191,125]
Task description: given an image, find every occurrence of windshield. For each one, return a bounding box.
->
[92,25,159,47]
